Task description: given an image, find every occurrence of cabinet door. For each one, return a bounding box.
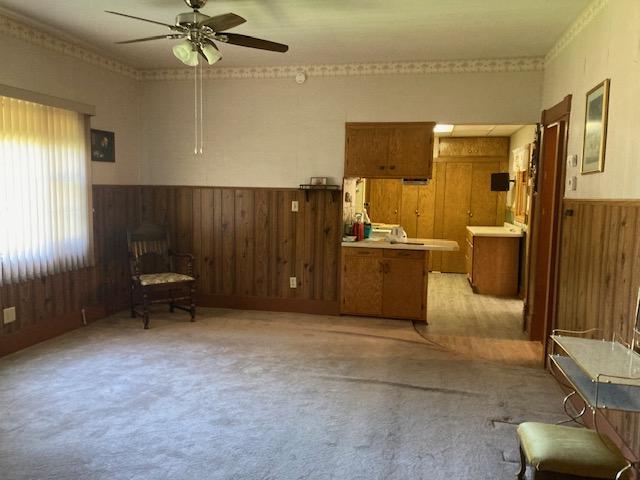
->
[469,162,500,226]
[441,163,473,273]
[382,253,426,320]
[341,249,383,315]
[416,181,436,239]
[345,125,390,177]
[388,124,434,177]
[368,179,402,225]
[400,184,419,237]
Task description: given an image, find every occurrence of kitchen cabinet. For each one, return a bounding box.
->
[345,122,435,178]
[341,248,383,316]
[341,247,428,321]
[466,228,521,296]
[367,178,402,225]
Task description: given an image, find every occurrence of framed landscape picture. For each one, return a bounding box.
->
[581,79,610,174]
[91,129,115,162]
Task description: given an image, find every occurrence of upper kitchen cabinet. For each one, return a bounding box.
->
[345,122,435,178]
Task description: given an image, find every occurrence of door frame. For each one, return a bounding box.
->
[524,95,571,347]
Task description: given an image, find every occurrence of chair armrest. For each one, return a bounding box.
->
[169,251,195,276]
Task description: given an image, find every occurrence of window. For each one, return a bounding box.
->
[0,95,91,285]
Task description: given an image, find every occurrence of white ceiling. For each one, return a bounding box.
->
[436,124,530,138]
[0,0,590,69]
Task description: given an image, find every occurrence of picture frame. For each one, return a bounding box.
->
[581,79,610,174]
[91,129,115,162]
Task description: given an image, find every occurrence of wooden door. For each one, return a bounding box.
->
[416,181,436,238]
[530,121,566,342]
[341,249,383,315]
[345,125,390,177]
[388,124,434,177]
[400,184,419,237]
[382,252,426,320]
[368,179,402,225]
[469,162,500,226]
[441,163,473,273]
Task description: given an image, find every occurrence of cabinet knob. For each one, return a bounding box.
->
[389,165,396,170]
[379,165,386,170]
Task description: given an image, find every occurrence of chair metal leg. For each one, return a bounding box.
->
[516,445,527,480]
[142,290,150,329]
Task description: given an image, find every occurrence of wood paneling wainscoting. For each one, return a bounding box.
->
[555,198,640,458]
[0,185,341,356]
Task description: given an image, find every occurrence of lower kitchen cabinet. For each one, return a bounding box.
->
[466,230,520,296]
[341,247,428,321]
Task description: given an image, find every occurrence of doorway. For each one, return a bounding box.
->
[525,96,572,345]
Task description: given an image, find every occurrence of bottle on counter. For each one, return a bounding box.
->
[362,208,372,239]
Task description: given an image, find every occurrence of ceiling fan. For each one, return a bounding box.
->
[106,0,289,66]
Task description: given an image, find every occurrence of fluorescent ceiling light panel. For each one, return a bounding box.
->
[434,124,454,133]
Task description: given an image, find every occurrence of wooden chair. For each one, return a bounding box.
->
[127,222,196,329]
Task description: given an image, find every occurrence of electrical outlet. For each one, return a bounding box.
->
[291,200,299,212]
[3,307,16,325]
[567,176,577,191]
[289,277,297,289]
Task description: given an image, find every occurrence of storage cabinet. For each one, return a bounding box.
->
[341,247,428,321]
[466,231,520,296]
[345,122,435,178]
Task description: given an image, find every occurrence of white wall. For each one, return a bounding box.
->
[0,32,143,185]
[140,71,543,187]
[542,0,640,199]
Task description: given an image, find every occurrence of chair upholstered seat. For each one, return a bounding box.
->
[517,422,627,479]
[139,272,195,286]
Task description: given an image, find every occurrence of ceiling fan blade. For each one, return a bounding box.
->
[116,34,184,44]
[105,11,182,31]
[197,13,246,31]
[219,33,288,53]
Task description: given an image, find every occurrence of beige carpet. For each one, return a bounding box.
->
[0,305,564,480]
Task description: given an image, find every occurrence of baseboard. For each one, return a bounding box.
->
[198,294,340,316]
[0,305,107,357]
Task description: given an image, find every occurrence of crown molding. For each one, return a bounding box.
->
[0,9,543,83]
[545,0,609,64]
[139,57,544,81]
[0,11,140,80]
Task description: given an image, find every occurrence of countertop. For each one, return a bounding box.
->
[466,224,523,238]
[342,237,459,251]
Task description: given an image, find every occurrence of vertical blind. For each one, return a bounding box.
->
[0,95,91,285]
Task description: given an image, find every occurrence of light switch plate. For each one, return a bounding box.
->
[291,200,299,212]
[568,154,579,168]
[3,306,16,325]
[289,277,297,288]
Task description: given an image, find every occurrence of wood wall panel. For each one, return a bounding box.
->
[556,198,640,454]
[1,185,341,356]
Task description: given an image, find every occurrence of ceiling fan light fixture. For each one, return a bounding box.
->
[172,40,199,66]
[201,43,222,65]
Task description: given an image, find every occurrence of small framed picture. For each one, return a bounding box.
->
[91,129,115,162]
[581,79,610,174]
[310,177,327,186]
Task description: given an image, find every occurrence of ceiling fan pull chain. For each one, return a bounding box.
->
[200,61,204,155]
[194,63,198,155]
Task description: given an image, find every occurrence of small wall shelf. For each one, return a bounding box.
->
[298,184,341,201]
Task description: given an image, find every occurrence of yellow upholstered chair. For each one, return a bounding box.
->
[516,422,629,480]
[127,222,196,329]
